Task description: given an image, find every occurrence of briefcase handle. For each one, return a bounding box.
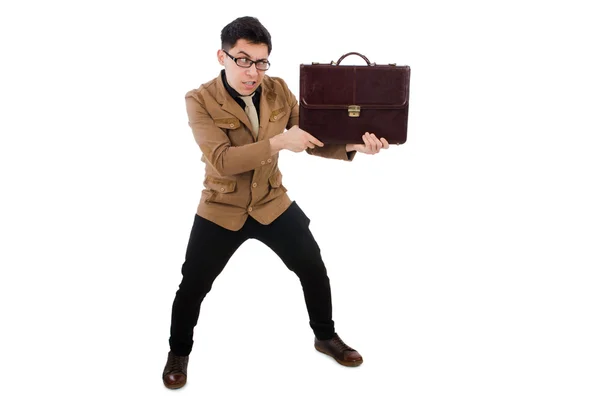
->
[336,52,373,66]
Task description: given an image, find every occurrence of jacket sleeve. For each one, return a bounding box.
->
[283,81,356,162]
[185,92,272,176]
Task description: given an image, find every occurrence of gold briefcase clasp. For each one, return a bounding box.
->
[348,105,360,117]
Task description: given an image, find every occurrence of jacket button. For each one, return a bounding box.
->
[229,123,234,127]
[220,187,225,192]
[252,183,257,188]
[248,206,253,212]
[267,158,272,163]
[261,160,266,165]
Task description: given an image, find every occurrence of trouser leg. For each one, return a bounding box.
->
[169,215,246,355]
[250,202,335,340]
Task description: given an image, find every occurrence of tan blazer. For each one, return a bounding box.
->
[185,73,356,231]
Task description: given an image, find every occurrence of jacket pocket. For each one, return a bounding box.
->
[205,176,236,193]
[214,117,241,130]
[269,107,288,122]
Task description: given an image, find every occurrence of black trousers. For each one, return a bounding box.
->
[168,201,335,356]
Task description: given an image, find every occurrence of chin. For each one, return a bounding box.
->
[239,86,252,92]
[240,85,257,93]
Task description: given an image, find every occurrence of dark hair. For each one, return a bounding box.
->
[221,16,272,55]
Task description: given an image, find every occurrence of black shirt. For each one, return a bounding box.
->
[220,69,261,118]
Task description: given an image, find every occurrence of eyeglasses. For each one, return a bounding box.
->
[222,49,270,71]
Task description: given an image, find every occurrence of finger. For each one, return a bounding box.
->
[372,134,383,150]
[308,134,324,147]
[381,137,390,149]
[306,142,315,149]
[366,133,377,153]
[362,134,371,152]
[362,134,369,144]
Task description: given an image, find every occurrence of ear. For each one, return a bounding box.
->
[217,49,225,66]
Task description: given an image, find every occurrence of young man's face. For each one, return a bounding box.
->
[218,39,269,96]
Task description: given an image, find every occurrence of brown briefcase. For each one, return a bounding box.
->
[299,52,410,145]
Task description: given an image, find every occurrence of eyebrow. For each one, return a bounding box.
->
[235,50,268,61]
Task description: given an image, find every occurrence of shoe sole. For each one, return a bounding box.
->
[314,345,363,367]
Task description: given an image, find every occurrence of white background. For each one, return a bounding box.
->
[1,0,599,396]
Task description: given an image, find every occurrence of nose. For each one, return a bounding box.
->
[245,63,258,77]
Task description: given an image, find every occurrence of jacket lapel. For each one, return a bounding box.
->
[257,83,277,141]
[215,74,279,142]
[215,75,254,134]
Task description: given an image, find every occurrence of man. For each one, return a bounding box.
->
[163,16,390,389]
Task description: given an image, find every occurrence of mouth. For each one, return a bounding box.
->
[242,81,257,89]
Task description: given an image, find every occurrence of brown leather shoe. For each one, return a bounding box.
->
[314,333,363,367]
[162,351,189,389]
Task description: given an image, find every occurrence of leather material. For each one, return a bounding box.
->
[314,333,363,367]
[299,52,410,145]
[162,351,189,389]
